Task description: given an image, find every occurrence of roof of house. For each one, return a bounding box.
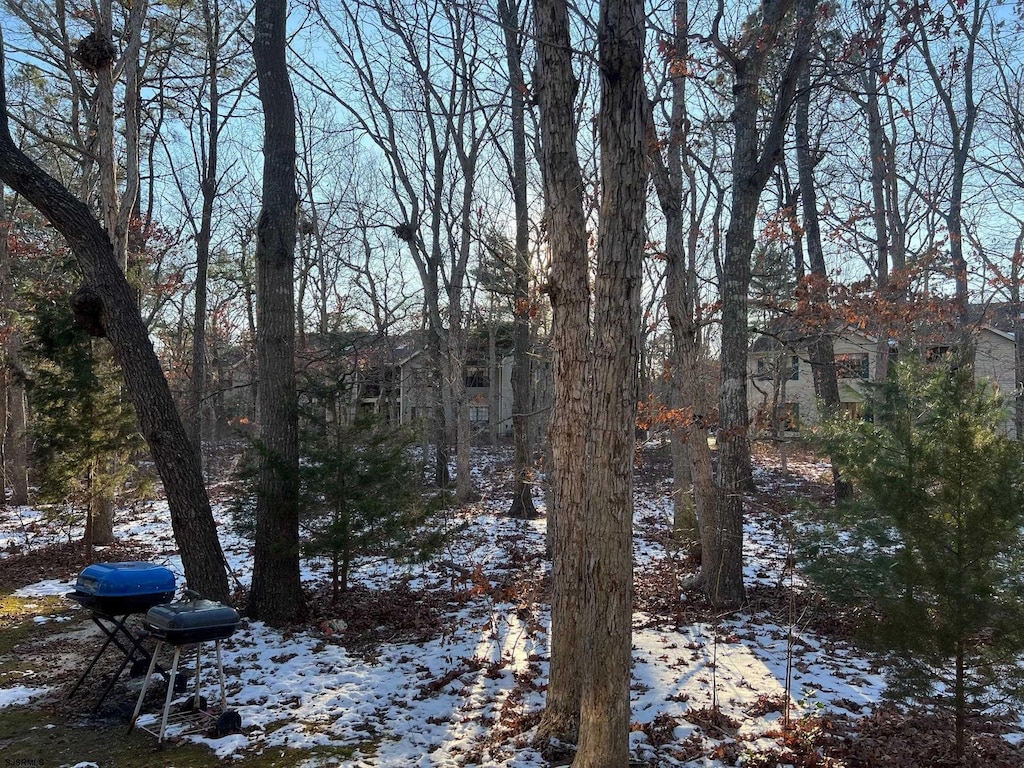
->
[750,302,1020,355]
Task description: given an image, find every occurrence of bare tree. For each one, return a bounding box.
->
[247,0,304,624]
[306,0,501,502]
[898,0,987,351]
[794,47,849,498]
[0,187,28,505]
[708,0,818,607]
[647,0,716,559]
[496,0,538,519]
[162,0,253,455]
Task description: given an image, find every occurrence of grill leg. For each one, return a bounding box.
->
[158,647,182,743]
[128,641,163,733]
[68,613,123,699]
[193,644,202,710]
[215,640,227,711]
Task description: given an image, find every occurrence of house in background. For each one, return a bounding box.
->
[749,324,879,434]
[397,345,551,441]
[396,348,508,436]
[748,307,1020,438]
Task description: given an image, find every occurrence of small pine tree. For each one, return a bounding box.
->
[25,297,147,550]
[801,357,1024,759]
[299,414,447,600]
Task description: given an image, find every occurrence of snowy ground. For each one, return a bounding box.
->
[0,445,1019,766]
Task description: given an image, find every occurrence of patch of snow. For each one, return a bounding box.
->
[1,446,1020,765]
[0,685,52,708]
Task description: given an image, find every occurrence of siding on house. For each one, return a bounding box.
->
[974,327,1018,439]
[748,325,1019,438]
[748,330,878,431]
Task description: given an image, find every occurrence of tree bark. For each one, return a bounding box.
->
[88,0,147,547]
[247,0,305,625]
[187,0,224,458]
[1011,226,1024,440]
[647,0,712,558]
[573,0,647,762]
[0,32,229,600]
[0,191,28,506]
[534,0,591,743]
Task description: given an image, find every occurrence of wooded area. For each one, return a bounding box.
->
[2,0,1024,763]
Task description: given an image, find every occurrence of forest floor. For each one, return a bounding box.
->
[0,441,1022,767]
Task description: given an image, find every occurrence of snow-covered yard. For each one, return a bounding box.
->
[0,445,1020,766]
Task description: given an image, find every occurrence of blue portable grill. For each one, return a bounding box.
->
[69,562,176,615]
[66,562,176,710]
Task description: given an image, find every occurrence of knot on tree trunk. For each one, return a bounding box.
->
[74,33,117,71]
[72,284,107,337]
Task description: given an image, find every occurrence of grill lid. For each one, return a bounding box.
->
[145,599,240,644]
[74,561,176,598]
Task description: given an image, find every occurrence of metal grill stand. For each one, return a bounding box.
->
[67,609,155,710]
[128,596,241,744]
[129,638,229,743]
[65,562,175,711]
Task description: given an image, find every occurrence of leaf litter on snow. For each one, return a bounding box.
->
[1,443,1022,765]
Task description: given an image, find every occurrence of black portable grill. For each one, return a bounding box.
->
[129,596,242,743]
[66,562,176,710]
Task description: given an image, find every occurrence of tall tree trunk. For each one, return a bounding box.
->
[534,0,591,743]
[863,15,892,383]
[86,0,147,546]
[909,0,984,358]
[498,0,537,519]
[247,0,304,625]
[648,0,712,558]
[573,0,647,762]
[188,0,224,458]
[487,320,499,446]
[1011,226,1024,440]
[795,62,849,500]
[447,313,476,502]
[0,190,28,505]
[0,34,229,600]
[709,0,817,609]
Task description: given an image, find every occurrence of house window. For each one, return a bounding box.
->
[465,366,490,388]
[469,405,489,423]
[836,353,870,379]
[755,355,799,380]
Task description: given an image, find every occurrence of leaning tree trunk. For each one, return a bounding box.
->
[533,0,591,743]
[573,0,646,762]
[247,0,305,625]
[0,32,229,600]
